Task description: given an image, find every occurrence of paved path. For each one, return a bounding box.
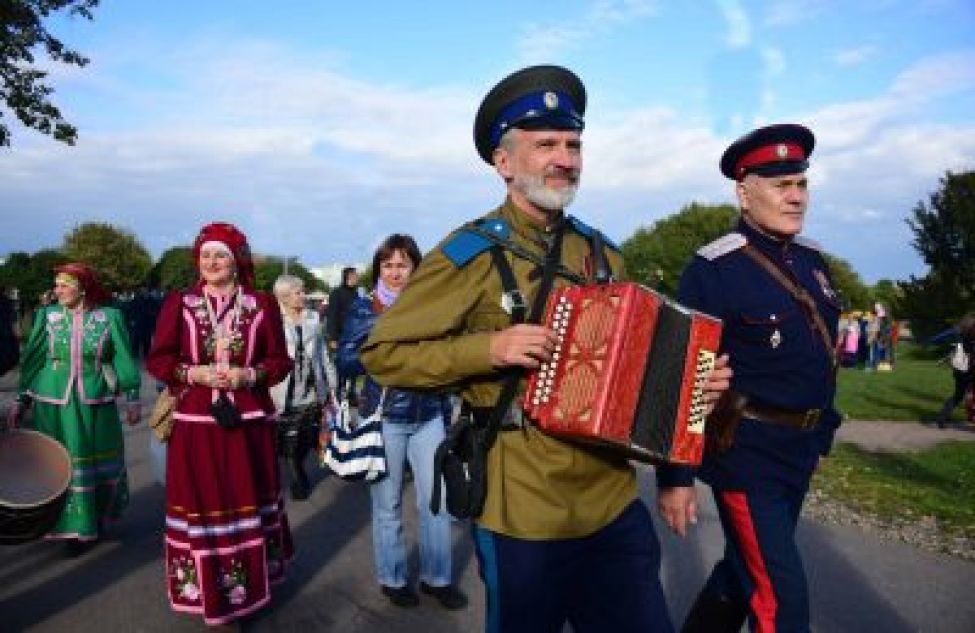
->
[2,370,974,631]
[836,419,975,451]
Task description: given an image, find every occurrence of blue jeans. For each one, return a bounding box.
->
[370,414,451,588]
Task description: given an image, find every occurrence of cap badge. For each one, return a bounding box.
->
[776,144,789,159]
[543,91,559,110]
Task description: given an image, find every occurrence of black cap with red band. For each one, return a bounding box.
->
[720,123,815,180]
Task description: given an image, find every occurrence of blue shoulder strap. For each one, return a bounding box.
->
[567,215,620,252]
[441,218,511,267]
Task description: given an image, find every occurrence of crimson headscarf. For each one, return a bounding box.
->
[191,222,255,289]
[54,263,112,308]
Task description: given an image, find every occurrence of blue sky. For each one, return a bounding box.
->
[2,0,973,284]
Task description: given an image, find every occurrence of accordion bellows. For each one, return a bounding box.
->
[523,283,722,466]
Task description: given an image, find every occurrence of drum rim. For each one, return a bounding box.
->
[0,428,72,509]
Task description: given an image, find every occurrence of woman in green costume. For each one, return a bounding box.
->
[8,263,141,552]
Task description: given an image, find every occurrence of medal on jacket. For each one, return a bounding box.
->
[813,269,836,300]
[769,314,782,349]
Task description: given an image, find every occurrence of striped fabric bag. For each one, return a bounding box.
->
[321,390,386,482]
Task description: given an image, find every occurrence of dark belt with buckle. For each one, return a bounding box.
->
[743,402,821,430]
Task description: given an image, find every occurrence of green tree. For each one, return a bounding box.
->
[150,247,195,291]
[870,279,902,316]
[359,265,373,289]
[0,0,99,146]
[822,254,870,311]
[0,248,68,311]
[61,222,152,291]
[896,271,960,341]
[621,203,738,295]
[903,170,975,322]
[253,257,325,294]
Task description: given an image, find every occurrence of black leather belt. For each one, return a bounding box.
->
[743,402,821,430]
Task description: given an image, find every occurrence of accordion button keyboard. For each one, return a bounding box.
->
[687,350,717,435]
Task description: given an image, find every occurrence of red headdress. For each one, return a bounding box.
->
[54,262,112,308]
[191,222,255,289]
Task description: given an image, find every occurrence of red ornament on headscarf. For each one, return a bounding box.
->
[191,222,255,288]
[54,262,113,307]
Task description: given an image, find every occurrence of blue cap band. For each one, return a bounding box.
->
[489,90,584,149]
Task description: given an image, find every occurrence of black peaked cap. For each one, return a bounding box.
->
[474,64,587,164]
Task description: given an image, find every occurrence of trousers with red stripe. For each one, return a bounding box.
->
[689,483,810,633]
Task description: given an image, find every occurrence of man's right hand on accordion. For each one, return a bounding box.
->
[657,353,732,538]
[489,324,559,369]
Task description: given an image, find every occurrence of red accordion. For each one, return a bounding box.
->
[523,282,722,466]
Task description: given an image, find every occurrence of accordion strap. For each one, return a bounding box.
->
[466,223,586,285]
[489,247,527,325]
[482,222,565,444]
[589,229,613,284]
[741,243,838,372]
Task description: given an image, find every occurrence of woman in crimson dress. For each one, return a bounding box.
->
[147,222,294,626]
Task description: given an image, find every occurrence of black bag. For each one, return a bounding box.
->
[432,406,490,519]
[210,392,243,429]
[276,404,322,456]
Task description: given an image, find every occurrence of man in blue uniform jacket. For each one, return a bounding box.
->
[656,123,842,633]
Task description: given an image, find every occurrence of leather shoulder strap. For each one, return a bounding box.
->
[741,244,837,370]
[463,224,587,285]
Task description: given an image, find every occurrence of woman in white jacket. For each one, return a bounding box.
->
[271,275,336,499]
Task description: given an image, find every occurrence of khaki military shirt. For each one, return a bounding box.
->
[360,198,637,539]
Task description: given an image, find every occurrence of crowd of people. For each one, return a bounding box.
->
[0,62,971,632]
[837,304,899,371]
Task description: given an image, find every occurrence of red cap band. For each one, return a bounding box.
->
[735,142,805,179]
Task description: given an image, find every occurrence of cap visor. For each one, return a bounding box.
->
[746,160,808,178]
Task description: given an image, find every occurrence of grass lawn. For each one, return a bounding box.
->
[819,341,975,539]
[812,441,975,538]
[835,341,959,422]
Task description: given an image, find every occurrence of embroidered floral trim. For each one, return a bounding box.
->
[183,294,204,308]
[240,294,258,311]
[171,555,201,602]
[93,310,106,323]
[221,559,249,605]
[47,311,64,323]
[204,329,244,356]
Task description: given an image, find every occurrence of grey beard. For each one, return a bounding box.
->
[514,173,578,211]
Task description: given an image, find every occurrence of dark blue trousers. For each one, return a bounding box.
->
[704,484,810,633]
[472,500,674,633]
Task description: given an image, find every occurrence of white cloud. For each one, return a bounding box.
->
[763,0,830,27]
[890,50,975,99]
[832,45,878,67]
[2,36,973,284]
[515,0,659,61]
[715,0,751,48]
[761,47,787,75]
[584,107,721,192]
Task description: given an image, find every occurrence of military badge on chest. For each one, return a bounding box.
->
[813,269,836,301]
[769,313,782,349]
